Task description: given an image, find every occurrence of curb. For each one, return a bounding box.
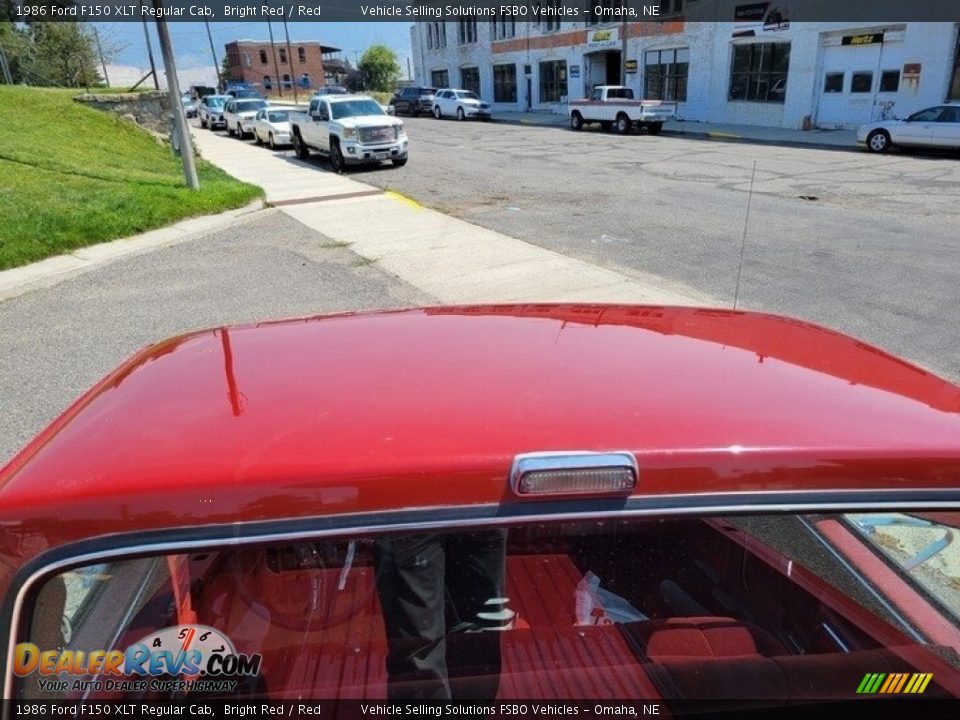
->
[0,199,267,303]
[492,115,859,152]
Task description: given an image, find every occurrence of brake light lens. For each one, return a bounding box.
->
[510,452,638,497]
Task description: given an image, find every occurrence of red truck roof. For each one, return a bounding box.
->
[1,304,959,565]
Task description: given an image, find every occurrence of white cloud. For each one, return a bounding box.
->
[105,64,217,92]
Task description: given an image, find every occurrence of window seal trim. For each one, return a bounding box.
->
[4,488,960,702]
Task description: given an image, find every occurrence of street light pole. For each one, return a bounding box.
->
[204,20,221,92]
[267,20,282,98]
[153,0,199,190]
[282,18,298,104]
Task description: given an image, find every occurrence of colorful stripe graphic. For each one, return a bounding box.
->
[857,672,933,694]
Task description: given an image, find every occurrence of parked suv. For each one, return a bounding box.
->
[390,86,437,116]
[198,94,229,129]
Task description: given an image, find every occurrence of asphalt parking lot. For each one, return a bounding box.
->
[345,116,960,383]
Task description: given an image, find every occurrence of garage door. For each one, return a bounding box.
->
[816,31,904,129]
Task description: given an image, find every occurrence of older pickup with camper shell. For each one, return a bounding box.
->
[569,86,677,135]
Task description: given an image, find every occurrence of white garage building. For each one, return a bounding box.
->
[411,17,960,129]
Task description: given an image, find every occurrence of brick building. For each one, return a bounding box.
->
[225,40,343,98]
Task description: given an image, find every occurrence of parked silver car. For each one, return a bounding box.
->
[433,88,492,121]
[198,94,229,129]
[858,104,960,153]
[224,98,269,139]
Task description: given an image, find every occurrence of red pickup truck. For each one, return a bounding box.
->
[2,305,959,711]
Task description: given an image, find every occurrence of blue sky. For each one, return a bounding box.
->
[98,22,413,87]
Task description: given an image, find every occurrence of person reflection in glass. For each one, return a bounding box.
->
[374,530,510,700]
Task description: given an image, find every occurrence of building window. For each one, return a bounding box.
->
[491,18,516,41]
[259,50,268,65]
[823,72,843,93]
[461,67,481,95]
[539,60,567,103]
[458,20,477,45]
[879,69,900,93]
[537,1,563,32]
[427,22,446,50]
[431,69,449,88]
[493,64,517,102]
[263,75,272,89]
[644,48,689,102]
[728,42,790,103]
[850,71,873,93]
[298,47,306,63]
[299,73,311,88]
[587,0,615,25]
[279,48,287,64]
[242,53,252,68]
[948,31,960,101]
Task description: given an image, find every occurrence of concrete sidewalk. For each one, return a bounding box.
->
[190,126,711,307]
[494,110,858,150]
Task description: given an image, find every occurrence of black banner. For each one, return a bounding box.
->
[7,0,960,23]
[4,700,960,720]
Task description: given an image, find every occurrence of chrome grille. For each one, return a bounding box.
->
[360,126,395,143]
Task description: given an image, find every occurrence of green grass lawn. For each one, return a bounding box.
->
[0,87,263,271]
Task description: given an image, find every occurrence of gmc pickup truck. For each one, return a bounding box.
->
[569,86,677,135]
[289,94,408,172]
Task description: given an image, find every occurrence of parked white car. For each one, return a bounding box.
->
[224,98,269,139]
[433,89,492,120]
[254,107,296,149]
[858,104,960,153]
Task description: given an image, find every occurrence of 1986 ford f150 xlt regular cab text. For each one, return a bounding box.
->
[569,86,677,135]
[289,94,408,172]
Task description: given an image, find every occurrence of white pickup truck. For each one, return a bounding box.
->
[289,94,408,172]
[569,86,676,135]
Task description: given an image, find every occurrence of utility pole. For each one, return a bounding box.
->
[621,19,628,86]
[282,17,297,103]
[267,20,282,98]
[153,0,199,190]
[204,20,221,92]
[142,20,159,89]
[92,26,110,87]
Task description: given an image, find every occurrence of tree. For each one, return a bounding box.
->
[219,54,232,90]
[25,23,103,87]
[357,44,400,93]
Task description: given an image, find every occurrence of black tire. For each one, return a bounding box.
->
[200,117,207,129]
[867,129,891,154]
[329,139,345,173]
[236,124,245,139]
[269,133,276,150]
[227,124,235,136]
[457,106,465,121]
[647,122,663,136]
[434,105,442,119]
[600,121,612,131]
[615,114,631,135]
[255,131,263,145]
[392,158,408,167]
[570,112,584,131]
[293,131,310,160]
